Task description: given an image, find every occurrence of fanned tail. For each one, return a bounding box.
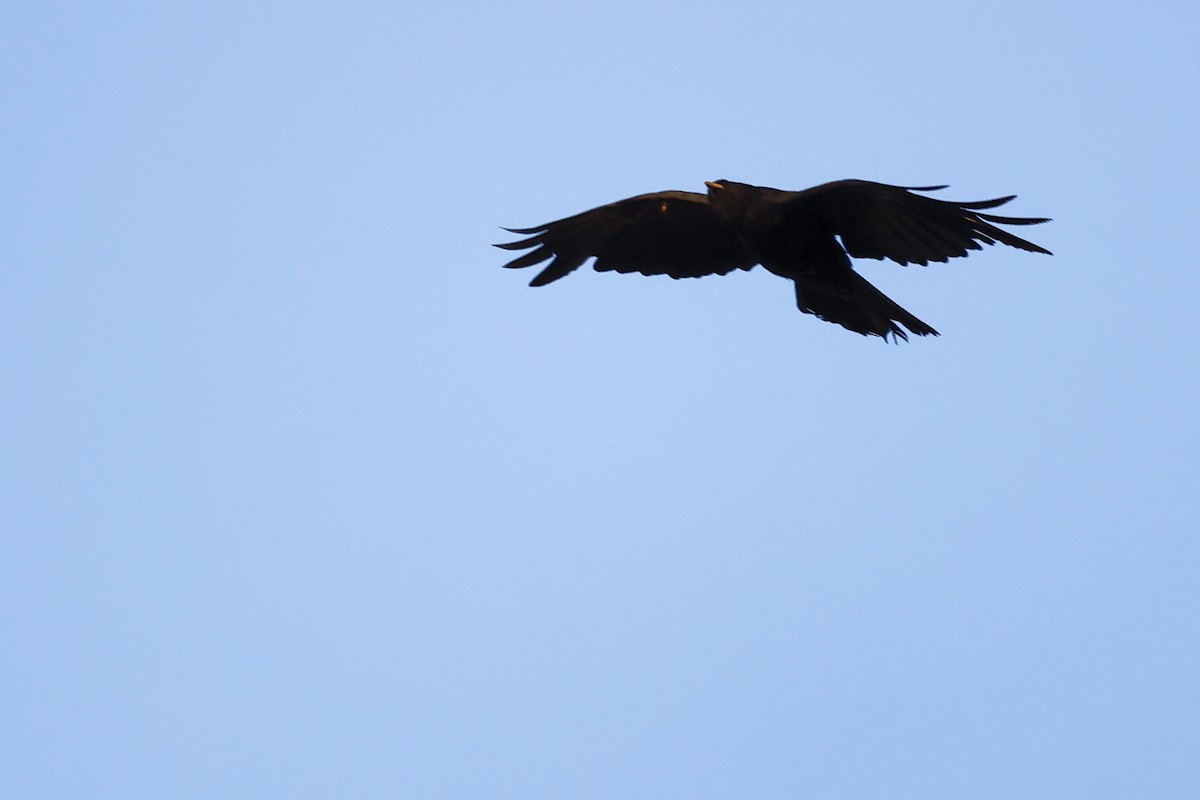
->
[794,272,939,342]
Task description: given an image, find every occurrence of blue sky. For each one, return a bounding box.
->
[3,2,1198,798]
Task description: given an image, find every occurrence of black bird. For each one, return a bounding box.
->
[497,179,1051,341]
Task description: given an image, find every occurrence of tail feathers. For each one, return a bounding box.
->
[794,272,939,342]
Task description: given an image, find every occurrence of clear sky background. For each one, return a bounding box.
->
[3,2,1198,798]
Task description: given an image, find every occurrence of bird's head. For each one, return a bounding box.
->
[704,179,761,218]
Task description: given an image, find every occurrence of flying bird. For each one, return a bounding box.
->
[497,179,1051,341]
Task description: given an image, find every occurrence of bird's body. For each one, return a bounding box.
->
[497,179,1051,341]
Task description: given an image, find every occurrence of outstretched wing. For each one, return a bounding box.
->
[496,191,756,287]
[784,180,1052,266]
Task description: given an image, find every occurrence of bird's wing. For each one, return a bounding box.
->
[496,191,756,286]
[783,180,1052,266]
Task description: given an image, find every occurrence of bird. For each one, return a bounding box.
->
[496,179,1051,341]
